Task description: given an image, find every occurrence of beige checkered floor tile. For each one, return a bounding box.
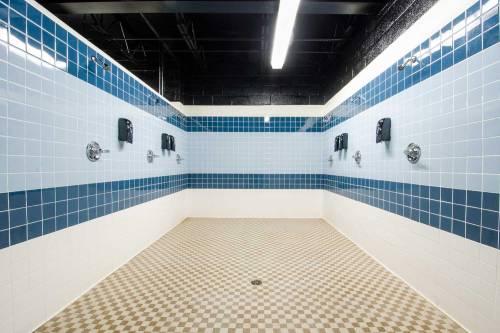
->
[37,218,465,332]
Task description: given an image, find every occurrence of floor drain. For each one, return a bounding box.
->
[251,279,262,285]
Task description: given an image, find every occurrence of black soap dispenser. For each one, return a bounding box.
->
[169,135,176,152]
[376,118,391,143]
[118,118,133,143]
[334,136,340,152]
[340,133,348,150]
[161,133,170,150]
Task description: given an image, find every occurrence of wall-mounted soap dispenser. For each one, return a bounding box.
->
[161,133,170,150]
[161,134,176,151]
[118,118,133,143]
[334,136,341,152]
[340,133,348,150]
[169,135,176,152]
[376,118,391,143]
[334,134,348,151]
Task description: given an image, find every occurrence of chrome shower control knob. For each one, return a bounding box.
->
[403,143,421,164]
[352,150,361,165]
[86,141,110,162]
[147,150,160,163]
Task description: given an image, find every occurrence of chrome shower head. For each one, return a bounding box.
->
[91,56,111,72]
[350,95,366,105]
[398,56,419,71]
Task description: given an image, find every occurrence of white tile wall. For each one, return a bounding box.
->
[189,189,323,218]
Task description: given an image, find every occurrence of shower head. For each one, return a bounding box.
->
[398,56,419,71]
[91,56,111,72]
[350,95,365,105]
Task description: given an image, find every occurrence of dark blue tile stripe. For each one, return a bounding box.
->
[188,173,325,189]
[323,174,500,250]
[187,117,323,132]
[1,173,498,250]
[0,174,189,249]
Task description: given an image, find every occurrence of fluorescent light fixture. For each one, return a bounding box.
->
[270,0,301,69]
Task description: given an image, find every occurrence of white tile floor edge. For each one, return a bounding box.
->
[0,190,190,333]
[323,190,500,333]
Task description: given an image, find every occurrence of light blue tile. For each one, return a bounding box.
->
[483,137,500,155]
[0,60,6,80]
[468,87,483,106]
[484,80,500,103]
[7,63,24,85]
[467,157,483,174]
[25,173,41,190]
[483,156,500,174]
[7,118,24,137]
[0,119,6,137]
[483,175,500,193]
[483,61,500,85]
[7,155,23,174]
[466,121,482,141]
[467,174,484,191]
[7,137,23,154]
[483,99,500,120]
[483,117,500,138]
[8,173,25,192]
[467,105,482,123]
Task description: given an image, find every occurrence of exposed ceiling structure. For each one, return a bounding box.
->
[39,0,436,105]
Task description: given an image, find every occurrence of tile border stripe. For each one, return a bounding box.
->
[1,173,497,251]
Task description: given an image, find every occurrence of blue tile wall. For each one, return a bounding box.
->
[322,0,500,131]
[320,0,500,251]
[0,0,499,254]
[10,0,493,136]
[0,174,188,249]
[182,2,500,253]
[0,0,188,130]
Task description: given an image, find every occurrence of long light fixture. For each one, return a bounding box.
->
[270,0,301,69]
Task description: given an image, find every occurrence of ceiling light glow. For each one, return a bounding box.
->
[270,0,301,69]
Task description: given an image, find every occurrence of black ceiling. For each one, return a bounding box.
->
[38,0,435,105]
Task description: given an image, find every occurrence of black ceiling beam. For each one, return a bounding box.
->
[45,1,381,15]
[91,37,348,42]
